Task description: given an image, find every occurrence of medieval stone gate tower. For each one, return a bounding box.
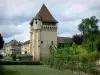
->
[30,4,58,62]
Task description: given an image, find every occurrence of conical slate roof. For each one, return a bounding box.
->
[30,4,58,25]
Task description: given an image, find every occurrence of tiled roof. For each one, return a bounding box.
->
[30,4,58,25]
[8,39,19,46]
[57,37,64,43]
[23,40,30,45]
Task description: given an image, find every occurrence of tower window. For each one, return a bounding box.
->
[41,41,43,44]
[36,21,37,24]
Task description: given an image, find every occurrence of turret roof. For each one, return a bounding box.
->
[30,4,58,25]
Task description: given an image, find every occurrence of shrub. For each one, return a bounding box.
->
[0,61,42,65]
[11,54,16,61]
[17,55,33,61]
[88,51,100,61]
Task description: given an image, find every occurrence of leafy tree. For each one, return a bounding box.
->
[95,39,100,52]
[72,34,83,45]
[0,33,4,59]
[0,33,4,49]
[78,16,99,43]
[0,55,3,59]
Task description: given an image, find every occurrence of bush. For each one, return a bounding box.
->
[17,55,33,61]
[88,51,100,61]
[11,54,16,61]
[0,61,42,65]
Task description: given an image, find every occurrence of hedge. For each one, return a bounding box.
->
[0,61,42,65]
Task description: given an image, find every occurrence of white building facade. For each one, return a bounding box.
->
[30,4,58,62]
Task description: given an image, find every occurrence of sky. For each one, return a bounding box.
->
[0,0,100,43]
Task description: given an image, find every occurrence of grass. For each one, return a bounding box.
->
[1,65,74,75]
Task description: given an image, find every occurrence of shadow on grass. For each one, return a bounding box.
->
[0,65,19,75]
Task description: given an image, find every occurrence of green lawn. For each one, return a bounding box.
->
[1,65,74,75]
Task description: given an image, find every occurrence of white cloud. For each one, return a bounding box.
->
[0,0,100,42]
[3,22,30,43]
[58,32,80,37]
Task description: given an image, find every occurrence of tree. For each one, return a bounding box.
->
[72,34,83,45]
[0,33,4,59]
[78,16,99,43]
[0,33,4,49]
[95,39,100,52]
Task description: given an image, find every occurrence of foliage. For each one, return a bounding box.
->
[48,43,100,75]
[0,33,4,49]
[17,55,33,61]
[78,16,99,43]
[70,43,79,54]
[76,45,88,56]
[72,34,83,45]
[88,51,100,61]
[47,16,100,74]
[87,42,96,52]
[49,45,57,67]
[11,54,16,61]
[95,39,100,52]
[0,61,41,65]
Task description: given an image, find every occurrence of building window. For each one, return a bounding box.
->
[41,41,43,44]
[25,51,27,54]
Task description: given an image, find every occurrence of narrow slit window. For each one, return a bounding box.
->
[41,41,43,44]
[36,21,37,24]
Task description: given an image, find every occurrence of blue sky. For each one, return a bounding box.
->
[0,0,100,43]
